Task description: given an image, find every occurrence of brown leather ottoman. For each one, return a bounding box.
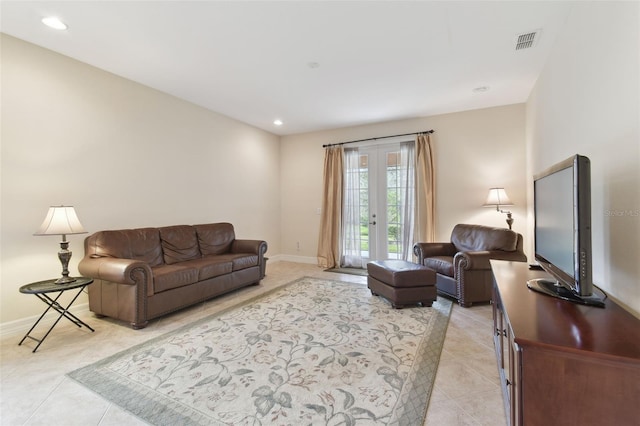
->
[367,260,437,308]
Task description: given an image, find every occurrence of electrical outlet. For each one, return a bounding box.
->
[296,241,300,251]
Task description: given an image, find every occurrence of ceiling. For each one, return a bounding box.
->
[1,1,574,135]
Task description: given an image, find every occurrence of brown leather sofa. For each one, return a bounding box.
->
[78,222,267,329]
[413,224,527,307]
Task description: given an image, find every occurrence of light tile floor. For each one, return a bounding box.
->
[0,261,506,426]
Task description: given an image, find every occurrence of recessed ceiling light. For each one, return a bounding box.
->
[42,16,68,30]
[273,119,283,126]
[472,86,490,93]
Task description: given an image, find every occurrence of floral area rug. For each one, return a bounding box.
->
[68,277,452,425]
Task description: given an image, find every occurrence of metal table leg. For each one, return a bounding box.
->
[19,285,94,352]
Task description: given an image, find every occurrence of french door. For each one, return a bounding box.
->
[342,142,414,266]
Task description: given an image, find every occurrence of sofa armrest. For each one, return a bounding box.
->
[231,239,268,257]
[231,240,268,279]
[413,242,457,263]
[79,256,153,292]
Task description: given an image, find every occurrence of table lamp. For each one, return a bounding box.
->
[34,206,87,284]
[483,188,514,229]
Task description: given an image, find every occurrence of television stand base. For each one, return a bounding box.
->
[527,278,606,308]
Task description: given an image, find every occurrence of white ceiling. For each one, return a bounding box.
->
[1,1,574,135]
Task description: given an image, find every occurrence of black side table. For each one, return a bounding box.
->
[19,277,94,352]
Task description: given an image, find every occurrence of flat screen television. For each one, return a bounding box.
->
[528,154,606,307]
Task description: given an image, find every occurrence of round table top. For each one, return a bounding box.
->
[19,277,94,294]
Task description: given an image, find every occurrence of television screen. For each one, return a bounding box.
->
[534,166,576,284]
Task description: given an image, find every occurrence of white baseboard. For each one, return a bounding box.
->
[0,302,90,338]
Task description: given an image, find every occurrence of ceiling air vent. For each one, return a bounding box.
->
[515,30,540,50]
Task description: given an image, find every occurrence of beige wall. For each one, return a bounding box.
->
[1,35,281,325]
[525,2,639,315]
[280,104,527,261]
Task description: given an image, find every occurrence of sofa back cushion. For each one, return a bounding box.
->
[451,224,518,252]
[86,228,164,267]
[194,223,235,256]
[159,225,201,265]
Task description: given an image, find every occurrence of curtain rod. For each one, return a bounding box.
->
[322,129,434,148]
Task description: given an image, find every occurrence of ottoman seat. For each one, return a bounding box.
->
[367,260,437,308]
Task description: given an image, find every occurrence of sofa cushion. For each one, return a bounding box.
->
[424,256,455,277]
[181,257,233,281]
[194,223,235,256]
[215,253,259,271]
[232,254,259,271]
[159,225,201,265]
[152,264,199,293]
[89,228,164,267]
[451,224,518,252]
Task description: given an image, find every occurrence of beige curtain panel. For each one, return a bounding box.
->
[415,133,436,243]
[317,146,344,268]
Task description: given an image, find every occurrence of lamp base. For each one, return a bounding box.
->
[505,212,514,230]
[56,239,75,284]
[55,276,77,284]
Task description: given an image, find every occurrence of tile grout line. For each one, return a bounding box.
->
[22,375,66,425]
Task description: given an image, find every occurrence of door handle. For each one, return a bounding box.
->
[369,221,376,225]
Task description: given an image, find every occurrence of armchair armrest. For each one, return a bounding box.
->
[489,249,528,263]
[455,249,528,271]
[455,251,493,271]
[413,242,457,263]
[231,240,268,257]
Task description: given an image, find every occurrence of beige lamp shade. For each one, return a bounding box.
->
[34,206,87,236]
[483,188,513,208]
[34,206,87,284]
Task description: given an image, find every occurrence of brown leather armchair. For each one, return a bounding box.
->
[413,224,527,307]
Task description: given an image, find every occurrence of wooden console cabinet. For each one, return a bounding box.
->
[491,260,640,426]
